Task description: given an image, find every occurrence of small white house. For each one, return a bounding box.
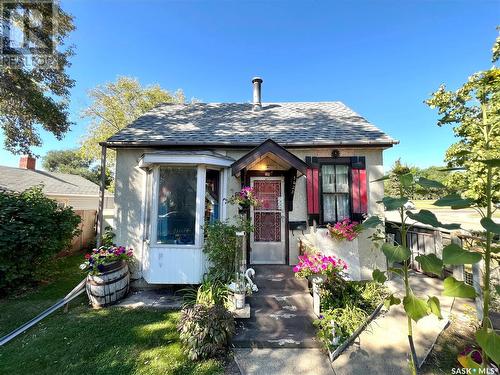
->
[105,78,398,285]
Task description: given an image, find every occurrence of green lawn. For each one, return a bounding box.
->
[413,200,500,218]
[0,253,224,375]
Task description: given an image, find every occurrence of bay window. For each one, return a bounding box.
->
[157,167,197,245]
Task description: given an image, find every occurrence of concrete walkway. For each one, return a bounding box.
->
[331,271,455,374]
[233,265,334,375]
[114,289,182,310]
[234,348,334,375]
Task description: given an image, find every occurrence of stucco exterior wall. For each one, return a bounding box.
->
[224,147,386,278]
[114,148,148,280]
[114,146,387,284]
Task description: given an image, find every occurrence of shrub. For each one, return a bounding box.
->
[0,187,81,292]
[178,304,235,360]
[203,220,240,282]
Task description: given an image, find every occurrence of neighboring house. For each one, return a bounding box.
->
[0,156,114,250]
[104,77,398,285]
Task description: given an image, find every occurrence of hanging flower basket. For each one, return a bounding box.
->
[226,186,261,212]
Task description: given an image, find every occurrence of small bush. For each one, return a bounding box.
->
[178,304,235,360]
[203,220,240,282]
[182,276,229,308]
[0,187,81,292]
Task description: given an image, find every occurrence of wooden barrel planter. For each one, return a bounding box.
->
[86,260,130,308]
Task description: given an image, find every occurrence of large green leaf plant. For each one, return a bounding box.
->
[363,30,500,373]
[425,30,500,368]
[362,170,480,374]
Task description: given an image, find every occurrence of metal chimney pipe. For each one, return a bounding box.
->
[252,77,263,111]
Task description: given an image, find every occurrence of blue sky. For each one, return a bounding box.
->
[0,0,498,169]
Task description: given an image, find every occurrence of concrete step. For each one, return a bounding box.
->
[233,325,320,348]
[247,293,314,313]
[233,313,319,349]
[252,277,310,294]
[236,265,320,349]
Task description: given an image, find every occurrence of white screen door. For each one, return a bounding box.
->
[250,177,286,264]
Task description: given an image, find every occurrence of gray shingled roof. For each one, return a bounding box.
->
[0,165,109,196]
[106,102,397,147]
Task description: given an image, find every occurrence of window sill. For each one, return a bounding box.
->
[148,244,202,250]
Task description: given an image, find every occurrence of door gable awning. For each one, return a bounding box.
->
[231,139,308,176]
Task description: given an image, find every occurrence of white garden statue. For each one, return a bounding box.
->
[245,268,258,292]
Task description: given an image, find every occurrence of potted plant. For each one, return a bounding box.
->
[232,279,247,309]
[80,245,134,308]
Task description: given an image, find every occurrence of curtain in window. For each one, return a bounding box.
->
[323,195,336,222]
[157,167,197,244]
[321,164,350,223]
[335,165,349,193]
[336,195,350,220]
[322,165,336,193]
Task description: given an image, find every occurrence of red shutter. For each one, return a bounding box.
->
[351,166,367,214]
[306,167,319,214]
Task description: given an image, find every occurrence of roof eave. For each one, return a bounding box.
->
[100,139,399,149]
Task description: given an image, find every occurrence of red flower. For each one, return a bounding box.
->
[84,253,91,259]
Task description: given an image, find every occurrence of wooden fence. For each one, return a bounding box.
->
[385,220,500,320]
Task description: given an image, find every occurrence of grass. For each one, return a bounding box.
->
[0,252,224,375]
[413,199,500,218]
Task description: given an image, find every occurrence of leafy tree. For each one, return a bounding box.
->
[425,35,499,205]
[42,149,112,189]
[79,76,185,167]
[0,2,75,155]
[385,160,457,200]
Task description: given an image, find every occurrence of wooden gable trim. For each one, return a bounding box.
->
[231,139,308,176]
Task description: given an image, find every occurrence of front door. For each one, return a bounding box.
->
[250,177,286,264]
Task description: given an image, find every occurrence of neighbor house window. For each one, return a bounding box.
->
[157,167,197,245]
[205,169,220,224]
[321,164,350,223]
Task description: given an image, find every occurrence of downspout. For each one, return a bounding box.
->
[96,144,107,248]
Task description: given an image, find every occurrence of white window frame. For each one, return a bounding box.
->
[146,164,228,249]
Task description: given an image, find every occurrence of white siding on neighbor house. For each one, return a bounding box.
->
[114,146,387,284]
